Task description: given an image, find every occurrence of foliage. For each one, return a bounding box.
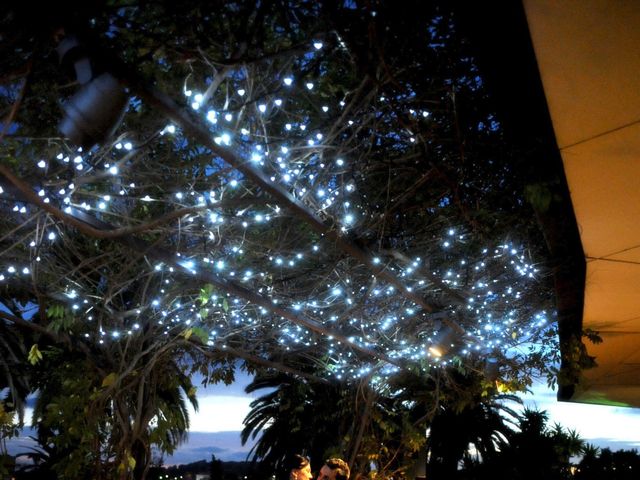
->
[575,446,640,480]
[0,314,31,423]
[242,371,351,474]
[461,408,585,480]
[0,0,573,476]
[424,373,520,479]
[243,366,526,480]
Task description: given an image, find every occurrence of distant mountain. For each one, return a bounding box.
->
[163,431,257,465]
[162,458,261,477]
[5,428,256,466]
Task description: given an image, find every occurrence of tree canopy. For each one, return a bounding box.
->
[1,1,566,477]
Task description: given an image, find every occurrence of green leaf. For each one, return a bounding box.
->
[101,373,118,388]
[187,386,198,399]
[28,344,43,365]
[524,183,552,212]
[46,304,65,319]
[222,298,229,312]
[199,283,216,305]
[182,328,193,340]
[191,327,209,344]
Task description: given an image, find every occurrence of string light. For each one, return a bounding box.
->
[0,35,557,386]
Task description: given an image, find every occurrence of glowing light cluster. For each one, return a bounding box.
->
[0,35,555,385]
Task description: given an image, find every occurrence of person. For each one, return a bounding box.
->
[285,454,313,480]
[317,458,350,480]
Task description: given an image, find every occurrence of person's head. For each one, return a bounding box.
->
[287,454,312,480]
[317,458,350,480]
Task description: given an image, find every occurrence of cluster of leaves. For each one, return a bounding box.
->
[459,408,585,480]
[241,365,597,480]
[575,446,640,480]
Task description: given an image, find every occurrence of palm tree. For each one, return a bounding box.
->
[575,446,640,480]
[423,371,520,480]
[575,443,600,480]
[482,408,584,480]
[242,371,350,475]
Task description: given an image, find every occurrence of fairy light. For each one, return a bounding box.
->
[0,31,557,389]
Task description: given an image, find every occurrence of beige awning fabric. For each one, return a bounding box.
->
[523,0,640,407]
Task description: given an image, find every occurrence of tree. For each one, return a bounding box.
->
[575,446,640,480]
[424,374,520,479]
[210,454,224,480]
[243,365,527,480]
[0,316,31,426]
[1,1,567,476]
[242,371,351,474]
[465,408,585,480]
